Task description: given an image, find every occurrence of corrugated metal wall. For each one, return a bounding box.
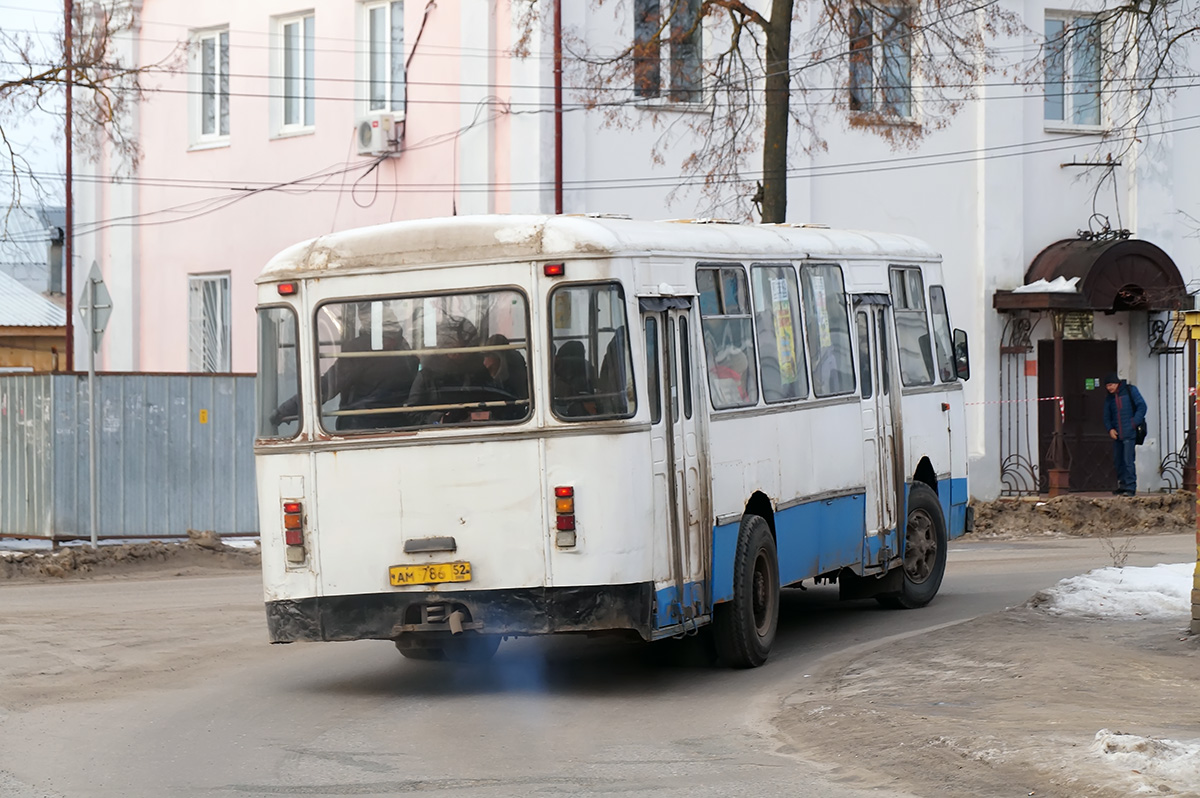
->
[0,374,257,539]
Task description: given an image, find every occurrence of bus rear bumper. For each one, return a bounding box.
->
[266,583,655,643]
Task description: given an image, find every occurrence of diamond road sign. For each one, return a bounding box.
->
[77,261,112,351]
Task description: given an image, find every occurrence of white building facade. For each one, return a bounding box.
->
[74,0,1200,499]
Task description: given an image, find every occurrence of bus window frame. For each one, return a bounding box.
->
[749,261,810,404]
[798,262,857,399]
[546,279,639,423]
[888,265,936,388]
[309,284,534,434]
[696,262,760,411]
[256,302,303,441]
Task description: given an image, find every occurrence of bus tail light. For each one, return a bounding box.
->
[283,501,306,560]
[554,486,576,547]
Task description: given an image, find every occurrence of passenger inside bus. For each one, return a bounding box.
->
[406,317,495,424]
[596,329,630,415]
[481,333,530,419]
[552,340,599,416]
[270,308,417,431]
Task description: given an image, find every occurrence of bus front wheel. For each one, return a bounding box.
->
[713,514,779,669]
[877,483,947,609]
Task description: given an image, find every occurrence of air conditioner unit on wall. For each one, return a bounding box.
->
[356,112,403,156]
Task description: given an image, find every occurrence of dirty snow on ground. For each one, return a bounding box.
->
[0,536,260,554]
[1036,563,1200,794]
[1033,562,1193,620]
[1092,729,1200,794]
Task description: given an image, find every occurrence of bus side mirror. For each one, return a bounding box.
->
[953,329,970,381]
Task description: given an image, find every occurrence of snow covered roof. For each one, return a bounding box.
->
[0,269,66,328]
[257,215,941,283]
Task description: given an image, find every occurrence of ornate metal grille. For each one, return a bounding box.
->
[998,313,1043,496]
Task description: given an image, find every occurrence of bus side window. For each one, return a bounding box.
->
[549,283,637,421]
[889,266,935,386]
[856,310,872,399]
[928,285,956,382]
[800,264,856,397]
[751,264,808,402]
[696,265,759,409]
[645,317,661,424]
[679,316,693,419]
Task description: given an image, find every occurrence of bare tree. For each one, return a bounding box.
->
[0,2,178,224]
[517,0,1028,222]
[518,1,1200,224]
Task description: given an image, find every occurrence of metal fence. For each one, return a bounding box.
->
[0,373,257,540]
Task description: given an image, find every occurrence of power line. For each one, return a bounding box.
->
[49,108,1200,240]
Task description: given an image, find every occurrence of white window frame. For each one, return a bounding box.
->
[188,273,232,373]
[1043,12,1105,132]
[848,4,914,119]
[359,1,406,115]
[631,0,705,107]
[272,11,316,136]
[190,27,230,148]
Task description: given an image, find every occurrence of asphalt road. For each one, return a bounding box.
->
[1,533,1194,798]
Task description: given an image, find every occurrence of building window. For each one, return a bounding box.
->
[848,5,912,117]
[195,28,229,140]
[189,274,231,372]
[363,1,405,112]
[277,13,315,130]
[632,0,702,102]
[1044,14,1101,126]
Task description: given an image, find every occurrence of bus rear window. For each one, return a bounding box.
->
[548,283,637,421]
[312,291,531,432]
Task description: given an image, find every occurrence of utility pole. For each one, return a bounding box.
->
[64,0,74,371]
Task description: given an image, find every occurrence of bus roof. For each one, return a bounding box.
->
[256,215,941,283]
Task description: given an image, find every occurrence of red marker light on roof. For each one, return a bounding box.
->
[277,282,298,296]
[544,263,565,277]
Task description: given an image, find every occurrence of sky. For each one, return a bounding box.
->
[0,0,67,204]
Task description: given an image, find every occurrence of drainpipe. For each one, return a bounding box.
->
[64,0,74,371]
[553,0,563,214]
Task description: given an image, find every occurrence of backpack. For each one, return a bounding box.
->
[1122,383,1148,445]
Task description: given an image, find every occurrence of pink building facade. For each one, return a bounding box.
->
[75,0,550,373]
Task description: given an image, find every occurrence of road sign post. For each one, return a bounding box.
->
[78,262,111,549]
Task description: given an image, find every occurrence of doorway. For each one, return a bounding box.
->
[1037,339,1117,492]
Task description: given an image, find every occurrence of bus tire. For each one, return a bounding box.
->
[397,644,446,661]
[713,514,779,669]
[877,483,947,609]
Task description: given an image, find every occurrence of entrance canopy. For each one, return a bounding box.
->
[993,238,1190,312]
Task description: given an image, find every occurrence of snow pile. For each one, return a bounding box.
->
[1092,729,1200,793]
[1011,276,1081,293]
[1031,563,1193,620]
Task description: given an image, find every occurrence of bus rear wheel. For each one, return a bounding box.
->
[713,514,779,669]
[877,483,947,609]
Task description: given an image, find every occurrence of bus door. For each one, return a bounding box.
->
[854,298,900,569]
[642,298,708,630]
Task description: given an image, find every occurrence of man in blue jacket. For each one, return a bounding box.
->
[1103,372,1147,496]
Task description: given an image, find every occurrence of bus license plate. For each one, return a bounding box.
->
[389,561,472,586]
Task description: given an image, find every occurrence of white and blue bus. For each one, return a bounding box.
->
[254,215,971,667]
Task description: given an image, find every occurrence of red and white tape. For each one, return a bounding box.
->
[965,396,1065,422]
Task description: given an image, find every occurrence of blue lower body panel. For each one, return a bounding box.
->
[710,493,867,604]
